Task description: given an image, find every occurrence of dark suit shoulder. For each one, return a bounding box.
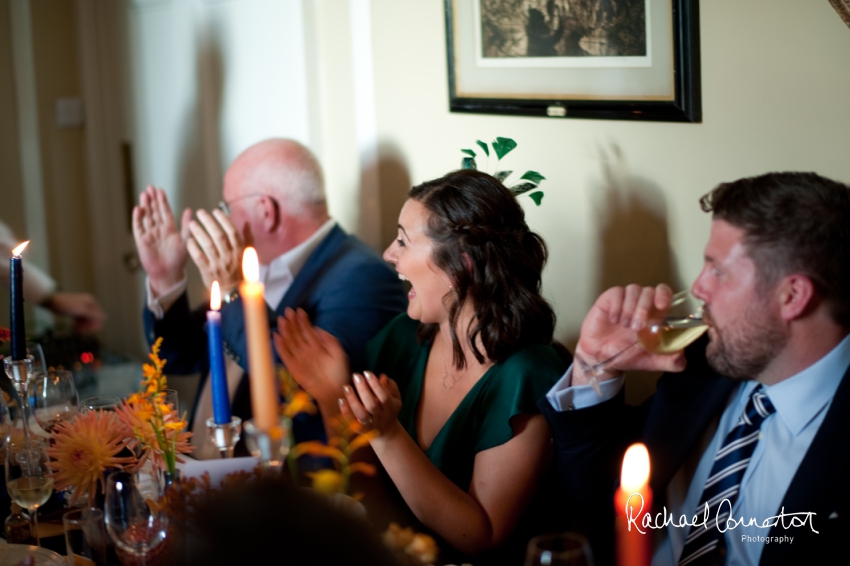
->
[319,232,396,279]
[294,227,400,297]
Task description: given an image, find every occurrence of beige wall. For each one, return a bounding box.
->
[1,0,94,337]
[7,0,850,371]
[0,0,25,327]
[30,0,94,302]
[366,0,850,400]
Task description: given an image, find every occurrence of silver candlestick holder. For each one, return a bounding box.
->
[243,416,291,473]
[205,416,242,458]
[3,356,34,444]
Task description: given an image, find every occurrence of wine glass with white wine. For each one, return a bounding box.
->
[5,438,54,545]
[578,290,708,393]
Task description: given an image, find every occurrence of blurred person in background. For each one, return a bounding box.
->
[0,218,105,334]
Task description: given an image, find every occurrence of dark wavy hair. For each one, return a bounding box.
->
[409,169,556,368]
[700,171,850,328]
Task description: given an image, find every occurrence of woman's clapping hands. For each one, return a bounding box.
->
[274,308,350,409]
[339,372,402,436]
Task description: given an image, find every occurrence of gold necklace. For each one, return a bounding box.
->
[440,333,463,390]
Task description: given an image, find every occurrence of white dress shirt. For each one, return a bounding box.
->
[546,334,850,566]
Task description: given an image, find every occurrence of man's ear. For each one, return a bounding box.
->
[258,196,279,232]
[776,274,817,321]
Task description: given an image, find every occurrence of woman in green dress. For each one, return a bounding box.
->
[274,169,567,560]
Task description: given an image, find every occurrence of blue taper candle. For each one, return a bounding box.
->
[9,242,29,361]
[207,281,231,424]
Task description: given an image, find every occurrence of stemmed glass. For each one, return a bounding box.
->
[1,343,45,436]
[104,469,168,566]
[27,342,48,378]
[31,369,79,434]
[0,390,12,454]
[525,533,595,566]
[5,438,54,545]
[576,290,708,394]
[82,396,122,412]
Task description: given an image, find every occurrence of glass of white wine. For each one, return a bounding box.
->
[5,438,54,545]
[579,290,708,393]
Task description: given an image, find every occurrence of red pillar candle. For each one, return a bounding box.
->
[615,443,653,566]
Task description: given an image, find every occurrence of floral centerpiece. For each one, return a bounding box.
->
[291,415,377,498]
[47,337,193,506]
[115,337,192,476]
[48,410,137,506]
[278,365,378,501]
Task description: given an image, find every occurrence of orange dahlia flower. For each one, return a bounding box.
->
[47,410,136,507]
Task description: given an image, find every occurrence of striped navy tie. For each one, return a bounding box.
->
[677,385,775,566]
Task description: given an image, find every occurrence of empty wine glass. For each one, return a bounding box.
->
[104,469,168,566]
[27,342,48,378]
[5,438,54,545]
[525,533,594,566]
[81,396,122,412]
[31,369,79,434]
[577,290,708,395]
[163,389,179,413]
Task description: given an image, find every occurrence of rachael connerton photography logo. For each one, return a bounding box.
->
[622,493,819,536]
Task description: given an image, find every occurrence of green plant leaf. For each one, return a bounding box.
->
[528,191,544,206]
[461,149,476,157]
[509,182,537,196]
[476,140,490,157]
[461,157,477,170]
[494,170,513,182]
[520,170,546,185]
[492,137,517,160]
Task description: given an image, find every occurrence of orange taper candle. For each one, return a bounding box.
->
[239,247,278,431]
[616,443,653,566]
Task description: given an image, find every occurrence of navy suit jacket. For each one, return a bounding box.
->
[539,339,850,566]
[143,224,408,443]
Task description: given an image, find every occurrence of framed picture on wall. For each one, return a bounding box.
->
[445,0,701,122]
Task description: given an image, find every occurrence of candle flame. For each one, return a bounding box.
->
[211,281,221,311]
[621,443,650,491]
[242,247,259,283]
[12,241,29,256]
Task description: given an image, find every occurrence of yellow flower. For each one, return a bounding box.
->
[141,337,167,395]
[115,397,193,472]
[383,523,439,565]
[308,469,345,495]
[48,411,136,507]
[283,391,317,418]
[118,337,194,474]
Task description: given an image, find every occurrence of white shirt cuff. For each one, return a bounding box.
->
[546,364,625,411]
[146,276,187,320]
